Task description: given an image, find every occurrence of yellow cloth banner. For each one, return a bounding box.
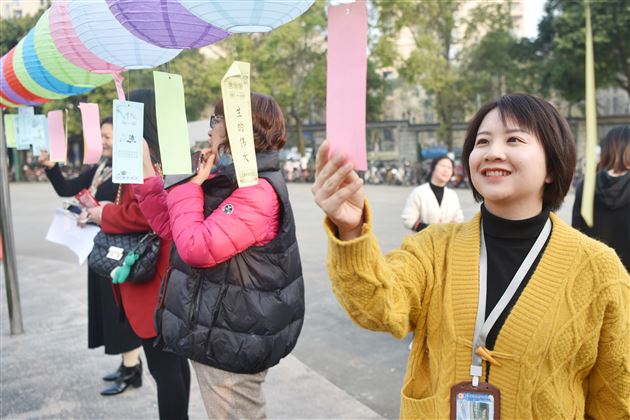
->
[581,2,597,227]
[221,61,258,188]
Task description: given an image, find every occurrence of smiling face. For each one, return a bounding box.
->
[101,123,113,158]
[468,108,552,219]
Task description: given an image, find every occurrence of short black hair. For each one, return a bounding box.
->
[100,116,113,127]
[427,155,453,182]
[461,93,576,211]
[598,126,630,173]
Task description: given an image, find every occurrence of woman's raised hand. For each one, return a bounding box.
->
[37,149,56,169]
[312,141,365,240]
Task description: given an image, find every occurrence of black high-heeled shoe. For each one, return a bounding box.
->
[100,359,143,396]
[102,361,123,382]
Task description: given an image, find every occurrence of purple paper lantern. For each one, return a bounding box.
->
[105,0,229,49]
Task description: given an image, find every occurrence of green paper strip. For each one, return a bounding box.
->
[35,10,112,88]
[12,38,66,100]
[4,114,17,147]
[154,71,192,175]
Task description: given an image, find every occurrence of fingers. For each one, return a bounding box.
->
[315,140,330,177]
[312,152,351,195]
[322,175,363,210]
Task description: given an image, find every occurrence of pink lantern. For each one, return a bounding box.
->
[49,0,124,74]
[105,0,229,49]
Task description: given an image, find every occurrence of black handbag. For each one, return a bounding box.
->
[89,231,160,284]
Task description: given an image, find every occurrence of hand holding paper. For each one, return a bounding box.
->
[312,140,365,241]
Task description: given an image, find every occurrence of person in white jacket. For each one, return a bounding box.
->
[401,155,464,231]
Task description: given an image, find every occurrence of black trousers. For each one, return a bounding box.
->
[142,339,191,420]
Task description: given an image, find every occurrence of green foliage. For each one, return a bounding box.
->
[534,0,630,103]
[0,9,44,55]
[374,0,465,149]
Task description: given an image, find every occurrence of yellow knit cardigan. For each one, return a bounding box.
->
[326,205,630,419]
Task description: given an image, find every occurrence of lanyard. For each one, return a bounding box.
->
[469,218,552,386]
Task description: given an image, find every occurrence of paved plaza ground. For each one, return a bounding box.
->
[1,182,575,419]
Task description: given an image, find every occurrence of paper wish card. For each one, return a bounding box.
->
[16,106,34,150]
[326,1,368,171]
[112,99,144,184]
[31,115,49,157]
[221,61,258,188]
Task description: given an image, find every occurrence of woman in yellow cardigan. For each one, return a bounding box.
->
[312,93,629,419]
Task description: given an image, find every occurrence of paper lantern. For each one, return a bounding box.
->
[0,94,17,108]
[179,0,315,33]
[11,37,67,100]
[22,28,92,96]
[1,55,45,106]
[3,48,54,103]
[67,0,182,70]
[49,0,124,74]
[105,0,229,49]
[34,9,113,88]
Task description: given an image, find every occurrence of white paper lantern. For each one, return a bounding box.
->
[66,0,182,70]
[179,0,315,33]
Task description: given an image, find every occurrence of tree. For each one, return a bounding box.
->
[535,0,630,103]
[374,0,463,150]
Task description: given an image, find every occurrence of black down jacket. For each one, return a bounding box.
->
[155,151,304,374]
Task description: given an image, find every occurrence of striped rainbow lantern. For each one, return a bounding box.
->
[179,0,315,33]
[22,27,92,96]
[105,0,229,49]
[2,48,54,103]
[1,54,45,106]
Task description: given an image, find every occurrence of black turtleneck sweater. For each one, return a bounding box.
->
[429,182,445,205]
[481,205,551,350]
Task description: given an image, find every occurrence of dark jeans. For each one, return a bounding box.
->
[142,339,191,420]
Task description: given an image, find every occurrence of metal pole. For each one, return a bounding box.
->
[0,109,24,334]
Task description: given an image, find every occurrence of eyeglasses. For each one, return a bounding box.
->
[210,115,224,129]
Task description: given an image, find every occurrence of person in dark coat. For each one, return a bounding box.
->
[84,89,191,419]
[572,125,630,272]
[39,117,142,395]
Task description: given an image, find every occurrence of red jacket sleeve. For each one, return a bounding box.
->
[132,176,172,240]
[166,179,280,268]
[101,185,152,234]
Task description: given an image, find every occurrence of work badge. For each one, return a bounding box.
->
[450,381,500,420]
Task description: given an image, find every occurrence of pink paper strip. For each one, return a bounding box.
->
[79,103,102,164]
[326,1,368,171]
[113,72,126,100]
[47,110,67,162]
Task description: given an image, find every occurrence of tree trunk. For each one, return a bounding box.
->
[436,92,454,152]
[292,111,305,157]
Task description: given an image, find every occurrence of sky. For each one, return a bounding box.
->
[522,0,546,39]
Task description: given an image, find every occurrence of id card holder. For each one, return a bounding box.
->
[450,381,500,420]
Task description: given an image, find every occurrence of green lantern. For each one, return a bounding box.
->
[12,37,66,100]
[34,10,112,88]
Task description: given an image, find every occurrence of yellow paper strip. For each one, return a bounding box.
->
[220,61,258,188]
[581,2,597,227]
